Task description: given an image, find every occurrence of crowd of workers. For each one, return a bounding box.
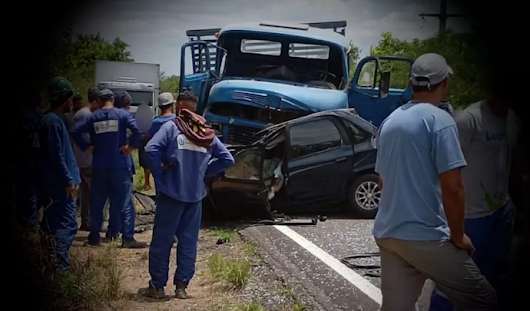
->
[13,52,523,309]
[15,78,234,299]
[374,53,523,311]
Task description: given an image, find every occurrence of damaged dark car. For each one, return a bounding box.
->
[205,108,381,219]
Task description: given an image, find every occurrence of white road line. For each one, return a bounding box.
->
[273,225,382,305]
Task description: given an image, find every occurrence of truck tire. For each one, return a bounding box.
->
[348,174,380,219]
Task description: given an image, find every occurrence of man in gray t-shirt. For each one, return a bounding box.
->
[430,99,521,311]
[72,89,98,230]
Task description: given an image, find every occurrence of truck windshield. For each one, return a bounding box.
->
[222,36,345,90]
[110,89,153,106]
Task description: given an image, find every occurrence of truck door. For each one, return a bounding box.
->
[179,41,224,115]
[348,56,413,127]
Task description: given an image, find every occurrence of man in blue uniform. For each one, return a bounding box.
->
[15,90,43,226]
[140,108,234,299]
[113,89,147,248]
[32,77,81,271]
[145,92,177,204]
[71,89,145,248]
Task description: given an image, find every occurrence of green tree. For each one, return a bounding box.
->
[368,31,486,108]
[160,72,180,95]
[46,26,134,99]
[349,43,361,79]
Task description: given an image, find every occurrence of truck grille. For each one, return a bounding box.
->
[227,125,261,145]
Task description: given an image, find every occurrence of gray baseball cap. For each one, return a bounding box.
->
[410,53,453,87]
[158,92,176,106]
[98,89,114,100]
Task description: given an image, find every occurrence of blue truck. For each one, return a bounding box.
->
[179,21,414,144]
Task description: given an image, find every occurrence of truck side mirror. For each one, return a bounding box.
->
[378,71,390,98]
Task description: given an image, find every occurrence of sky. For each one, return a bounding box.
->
[73,0,468,76]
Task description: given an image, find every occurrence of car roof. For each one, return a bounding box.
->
[219,22,350,50]
[254,109,374,143]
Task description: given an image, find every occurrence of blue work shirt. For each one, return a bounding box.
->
[71,107,141,170]
[144,121,235,203]
[33,112,81,196]
[148,114,176,139]
[372,102,467,241]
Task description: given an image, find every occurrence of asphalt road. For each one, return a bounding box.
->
[240,218,435,311]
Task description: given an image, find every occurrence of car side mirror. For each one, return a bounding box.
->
[378,71,390,99]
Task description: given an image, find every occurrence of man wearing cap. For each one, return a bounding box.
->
[145,92,177,203]
[430,76,523,311]
[140,103,234,299]
[372,53,496,310]
[113,89,147,249]
[32,77,81,271]
[72,89,99,231]
[71,89,145,248]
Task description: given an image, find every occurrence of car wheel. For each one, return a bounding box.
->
[348,174,380,218]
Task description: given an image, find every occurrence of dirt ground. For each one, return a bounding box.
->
[70,226,302,311]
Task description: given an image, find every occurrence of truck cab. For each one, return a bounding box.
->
[179,22,413,144]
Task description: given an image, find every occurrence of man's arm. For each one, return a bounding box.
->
[433,124,468,242]
[71,115,93,152]
[46,122,75,187]
[144,124,170,179]
[125,113,141,149]
[374,128,383,190]
[205,137,235,177]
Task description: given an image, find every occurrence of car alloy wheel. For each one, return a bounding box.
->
[354,180,380,211]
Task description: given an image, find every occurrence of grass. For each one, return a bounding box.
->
[207,253,252,290]
[55,241,127,309]
[210,227,238,243]
[279,285,293,296]
[132,150,145,191]
[292,302,305,311]
[241,242,262,261]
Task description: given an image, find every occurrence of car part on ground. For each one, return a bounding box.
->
[340,253,381,277]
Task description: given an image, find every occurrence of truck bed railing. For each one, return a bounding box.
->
[186,21,347,74]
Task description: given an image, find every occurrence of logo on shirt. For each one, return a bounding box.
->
[177,134,206,153]
[177,135,185,146]
[94,120,119,134]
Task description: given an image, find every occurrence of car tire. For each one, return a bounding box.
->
[348,174,380,218]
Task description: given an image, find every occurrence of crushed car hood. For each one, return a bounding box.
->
[208,79,348,112]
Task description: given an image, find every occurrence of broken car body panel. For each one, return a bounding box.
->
[207,109,379,218]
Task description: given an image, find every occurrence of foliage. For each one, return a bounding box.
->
[349,43,361,79]
[45,26,134,100]
[160,72,180,95]
[368,31,486,108]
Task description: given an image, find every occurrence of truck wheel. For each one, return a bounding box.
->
[348,174,380,219]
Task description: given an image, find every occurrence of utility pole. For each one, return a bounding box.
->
[419,0,467,34]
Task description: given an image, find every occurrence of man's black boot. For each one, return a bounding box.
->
[175,282,189,299]
[138,283,165,299]
[122,238,147,249]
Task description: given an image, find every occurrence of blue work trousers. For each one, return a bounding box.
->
[89,168,131,244]
[15,165,38,226]
[430,203,515,311]
[120,176,136,242]
[148,193,202,288]
[40,195,78,271]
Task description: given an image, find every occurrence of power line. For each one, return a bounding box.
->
[419,0,467,34]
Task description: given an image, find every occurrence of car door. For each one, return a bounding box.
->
[284,116,354,203]
[209,146,271,218]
